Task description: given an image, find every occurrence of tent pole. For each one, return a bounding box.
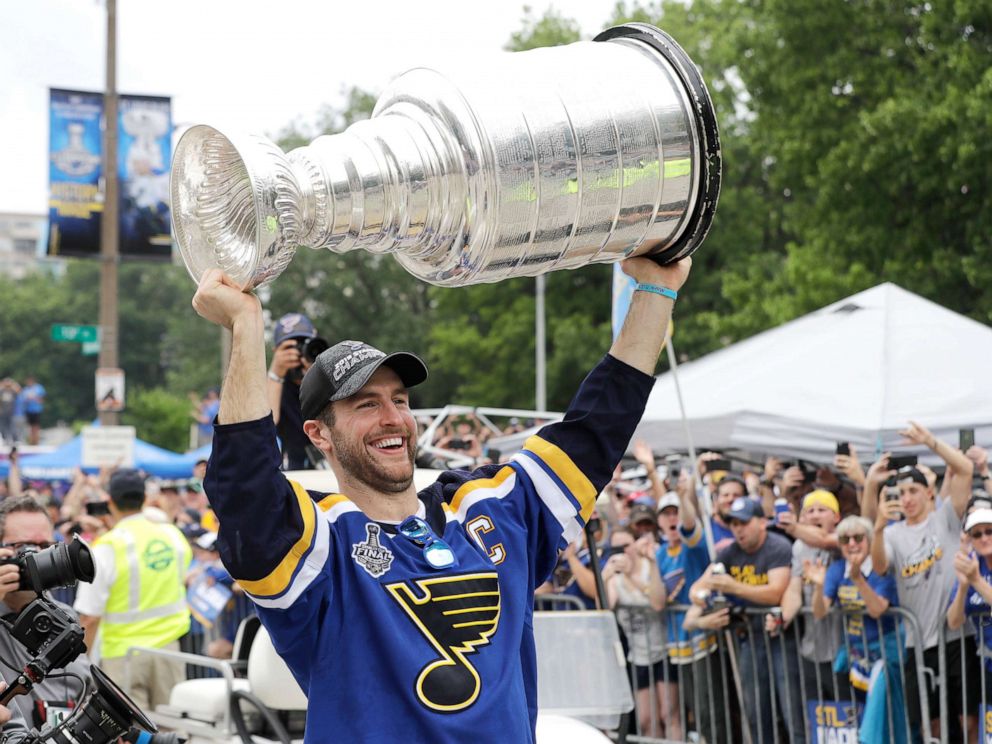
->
[664,338,717,561]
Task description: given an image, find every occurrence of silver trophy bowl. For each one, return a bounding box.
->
[171,23,720,289]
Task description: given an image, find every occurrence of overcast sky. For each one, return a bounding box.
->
[1,0,618,215]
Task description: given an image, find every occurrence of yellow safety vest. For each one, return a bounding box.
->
[95,515,191,659]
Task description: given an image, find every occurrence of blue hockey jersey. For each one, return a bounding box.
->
[204,353,653,743]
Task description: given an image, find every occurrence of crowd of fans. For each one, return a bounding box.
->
[0,452,243,671]
[539,425,992,743]
[4,375,991,742]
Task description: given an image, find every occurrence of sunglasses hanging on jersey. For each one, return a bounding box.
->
[399,516,459,569]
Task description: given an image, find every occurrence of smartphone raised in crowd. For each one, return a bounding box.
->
[706,458,733,473]
[960,428,975,452]
[835,442,850,456]
[85,501,111,517]
[888,454,918,471]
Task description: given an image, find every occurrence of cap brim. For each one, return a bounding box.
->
[330,351,428,402]
[965,508,992,532]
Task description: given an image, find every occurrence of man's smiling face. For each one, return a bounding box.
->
[326,366,418,493]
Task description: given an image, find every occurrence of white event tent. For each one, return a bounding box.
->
[634,283,992,465]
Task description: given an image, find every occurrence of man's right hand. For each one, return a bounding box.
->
[693,607,731,630]
[876,497,902,525]
[192,269,262,330]
[270,340,303,379]
[866,453,895,484]
[0,549,20,603]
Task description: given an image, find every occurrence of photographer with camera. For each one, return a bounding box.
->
[0,498,93,729]
[74,470,191,711]
[267,313,329,470]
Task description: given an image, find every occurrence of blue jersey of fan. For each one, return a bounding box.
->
[204,354,653,743]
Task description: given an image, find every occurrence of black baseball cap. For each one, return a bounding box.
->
[895,466,928,487]
[108,469,147,501]
[299,340,428,421]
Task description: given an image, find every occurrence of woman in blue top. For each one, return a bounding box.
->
[947,507,992,705]
[807,515,906,744]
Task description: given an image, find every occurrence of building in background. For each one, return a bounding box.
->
[0,212,64,280]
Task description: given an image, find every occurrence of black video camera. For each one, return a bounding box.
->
[287,336,330,384]
[0,539,94,594]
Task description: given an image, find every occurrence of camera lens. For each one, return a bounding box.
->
[50,666,156,744]
[24,538,95,593]
[304,337,329,362]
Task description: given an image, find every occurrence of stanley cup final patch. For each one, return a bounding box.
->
[352,523,394,578]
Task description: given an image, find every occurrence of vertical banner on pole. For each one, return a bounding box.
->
[118,94,172,259]
[611,263,637,342]
[48,89,104,257]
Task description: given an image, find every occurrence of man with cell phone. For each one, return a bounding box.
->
[866,421,979,742]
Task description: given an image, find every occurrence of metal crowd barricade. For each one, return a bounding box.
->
[182,588,256,679]
[936,614,992,744]
[600,602,937,744]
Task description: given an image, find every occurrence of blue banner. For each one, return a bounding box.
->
[48,89,172,259]
[118,94,172,259]
[48,89,104,257]
[807,700,862,744]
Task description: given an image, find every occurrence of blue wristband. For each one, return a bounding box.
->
[634,283,678,301]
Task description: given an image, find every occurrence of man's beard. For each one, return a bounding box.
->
[330,428,417,494]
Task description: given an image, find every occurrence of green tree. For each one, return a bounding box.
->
[613,0,992,346]
[424,7,610,411]
[0,260,220,434]
[122,388,192,452]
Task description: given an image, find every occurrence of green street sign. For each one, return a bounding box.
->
[51,324,99,343]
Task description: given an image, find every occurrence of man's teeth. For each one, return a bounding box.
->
[374,438,403,449]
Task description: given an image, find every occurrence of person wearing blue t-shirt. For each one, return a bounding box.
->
[947,507,992,705]
[812,515,905,744]
[19,377,44,445]
[655,484,715,740]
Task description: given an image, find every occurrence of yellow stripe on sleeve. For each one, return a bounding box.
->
[684,521,703,548]
[237,479,316,598]
[317,494,349,512]
[522,435,597,522]
[449,466,516,516]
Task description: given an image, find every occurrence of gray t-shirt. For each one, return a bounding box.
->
[791,540,842,663]
[883,500,966,649]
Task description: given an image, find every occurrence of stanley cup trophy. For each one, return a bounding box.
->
[171,23,721,290]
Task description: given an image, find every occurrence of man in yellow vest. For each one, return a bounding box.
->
[74,469,191,710]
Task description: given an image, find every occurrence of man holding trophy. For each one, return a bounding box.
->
[194,253,689,740]
[176,22,719,742]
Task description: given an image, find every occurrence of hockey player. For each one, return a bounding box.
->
[192,254,691,743]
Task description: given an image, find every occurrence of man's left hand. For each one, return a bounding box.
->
[620,256,692,292]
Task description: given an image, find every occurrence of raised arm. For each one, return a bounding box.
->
[192,270,269,424]
[609,257,692,375]
[633,440,665,506]
[901,421,973,518]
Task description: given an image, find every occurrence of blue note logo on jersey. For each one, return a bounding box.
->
[352,523,394,578]
[385,572,501,712]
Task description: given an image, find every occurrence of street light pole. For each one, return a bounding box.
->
[535,274,546,412]
[98,0,120,425]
